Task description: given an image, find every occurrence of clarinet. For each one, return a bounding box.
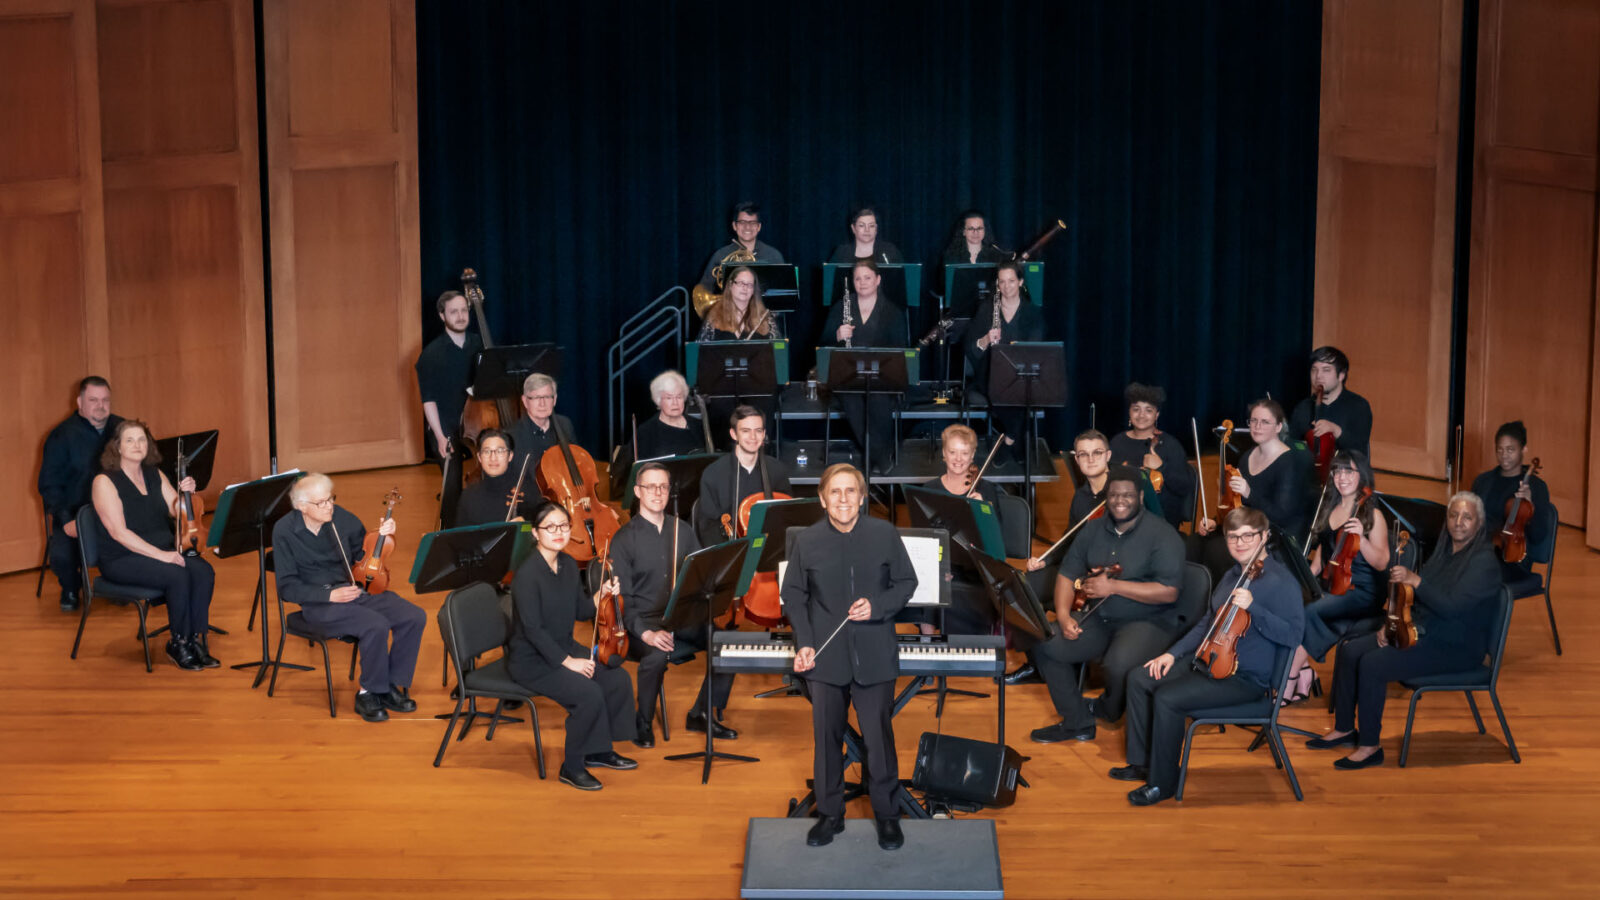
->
[841,279,854,348]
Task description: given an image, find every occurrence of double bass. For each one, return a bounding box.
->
[1383,530,1418,649]
[1306,384,1336,483]
[1193,543,1268,679]
[1319,487,1373,596]
[721,490,793,628]
[536,422,620,564]
[457,269,522,461]
[1494,457,1542,564]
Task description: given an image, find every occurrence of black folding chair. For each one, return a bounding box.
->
[1398,587,1519,767]
[436,582,548,776]
[69,506,167,673]
[1501,504,1560,655]
[996,491,1032,560]
[1175,646,1304,801]
[266,585,359,718]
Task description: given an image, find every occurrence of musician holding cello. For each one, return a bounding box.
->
[1471,420,1551,580]
[1108,383,1195,527]
[693,405,792,549]
[1119,507,1303,806]
[1288,346,1373,466]
[1308,492,1500,770]
[414,290,483,461]
[453,429,537,525]
[507,373,574,472]
[273,474,427,723]
[507,501,638,791]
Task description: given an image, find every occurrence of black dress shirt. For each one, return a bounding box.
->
[694,452,792,548]
[414,330,484,440]
[635,416,706,461]
[1471,468,1553,552]
[1059,511,1185,625]
[609,513,700,638]
[272,506,369,607]
[1289,389,1373,460]
[38,412,124,524]
[964,300,1047,395]
[781,516,917,686]
[508,413,575,475]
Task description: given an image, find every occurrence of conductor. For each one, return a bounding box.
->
[783,463,917,851]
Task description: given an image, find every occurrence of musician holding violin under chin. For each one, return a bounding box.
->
[1029,467,1185,746]
[965,261,1045,465]
[1471,420,1551,581]
[1118,507,1302,806]
[453,430,537,525]
[1108,383,1195,527]
[1288,345,1373,462]
[271,474,427,723]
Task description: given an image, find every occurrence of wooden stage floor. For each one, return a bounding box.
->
[3,461,1598,898]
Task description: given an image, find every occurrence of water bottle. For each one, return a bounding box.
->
[795,445,809,468]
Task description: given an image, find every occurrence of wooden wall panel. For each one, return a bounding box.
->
[1466,0,1600,531]
[97,0,237,161]
[265,0,421,473]
[1314,0,1460,479]
[0,0,107,575]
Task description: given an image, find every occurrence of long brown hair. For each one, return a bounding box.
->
[708,266,773,336]
[100,419,162,471]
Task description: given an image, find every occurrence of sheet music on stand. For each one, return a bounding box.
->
[777,526,948,608]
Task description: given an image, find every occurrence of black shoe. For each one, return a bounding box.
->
[191,634,221,668]
[633,714,656,749]
[166,637,204,671]
[1108,764,1148,782]
[1003,663,1041,686]
[686,711,738,740]
[875,817,904,850]
[60,590,80,613]
[1086,696,1111,722]
[806,815,845,847]
[1306,732,1358,750]
[1127,784,1169,807]
[559,769,603,791]
[1333,748,1385,770]
[584,751,639,770]
[378,690,417,713]
[354,691,389,723]
[1030,720,1095,744]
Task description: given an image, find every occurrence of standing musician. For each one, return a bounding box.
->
[38,375,123,612]
[1293,450,1389,701]
[90,420,217,670]
[272,474,427,723]
[820,260,907,476]
[697,201,786,294]
[1196,399,1313,543]
[699,267,782,342]
[827,206,904,263]
[1109,382,1195,527]
[507,501,638,790]
[507,373,574,472]
[785,464,918,850]
[919,424,1007,634]
[941,210,1007,266]
[633,370,706,461]
[966,261,1046,464]
[414,289,484,461]
[693,405,794,549]
[1470,420,1551,580]
[1308,492,1500,770]
[611,463,725,748]
[1289,345,1374,461]
[1030,466,1186,744]
[1118,507,1303,806]
[454,429,536,526]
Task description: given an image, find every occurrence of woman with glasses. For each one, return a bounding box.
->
[454,429,538,526]
[699,267,782,343]
[1196,398,1313,543]
[942,210,1007,266]
[507,501,639,791]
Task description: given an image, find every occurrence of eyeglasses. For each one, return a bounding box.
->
[538,522,572,534]
[527,393,556,403]
[1225,530,1264,544]
[1247,418,1276,427]
[309,495,336,509]
[637,483,670,494]
[480,448,510,458]
[963,225,985,232]
[1073,448,1109,460]
[731,280,755,288]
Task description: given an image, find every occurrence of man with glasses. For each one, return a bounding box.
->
[697,201,786,294]
[272,473,427,723]
[508,373,574,473]
[1029,466,1186,744]
[454,429,536,525]
[608,463,714,747]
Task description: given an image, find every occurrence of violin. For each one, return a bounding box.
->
[1143,432,1164,493]
[457,269,521,468]
[590,546,628,667]
[173,438,204,556]
[1494,457,1541,564]
[1071,564,1123,613]
[721,490,794,628]
[354,489,402,594]
[1306,384,1336,483]
[536,423,621,564]
[1383,529,1418,650]
[1320,486,1373,595]
[1193,544,1268,679]
[1216,420,1244,519]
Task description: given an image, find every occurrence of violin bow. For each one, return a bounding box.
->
[505,452,534,522]
[968,434,1006,489]
[1191,418,1207,528]
[1039,500,1108,560]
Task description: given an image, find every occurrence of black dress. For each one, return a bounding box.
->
[965,300,1047,447]
[1108,431,1195,527]
[95,466,216,639]
[819,296,909,472]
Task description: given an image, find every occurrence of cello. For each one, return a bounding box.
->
[353,489,402,594]
[536,421,621,564]
[720,490,794,628]
[1383,530,1418,649]
[456,269,522,462]
[1306,384,1336,483]
[1319,486,1373,596]
[1193,543,1268,679]
[1494,458,1541,564]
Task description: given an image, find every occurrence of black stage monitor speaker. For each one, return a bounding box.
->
[912,733,1025,808]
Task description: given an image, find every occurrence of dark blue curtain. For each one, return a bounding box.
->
[418,0,1321,450]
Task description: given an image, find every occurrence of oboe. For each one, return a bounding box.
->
[841,279,854,348]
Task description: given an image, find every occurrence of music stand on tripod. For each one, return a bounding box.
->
[820,347,914,487]
[661,538,756,784]
[624,452,719,525]
[988,341,1065,526]
[469,343,562,410]
[965,541,1054,746]
[208,471,302,687]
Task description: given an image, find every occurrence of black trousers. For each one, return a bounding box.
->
[1125,664,1265,794]
[49,517,82,593]
[1331,633,1480,743]
[518,664,634,776]
[1302,589,1383,662]
[836,393,897,470]
[1033,613,1178,726]
[97,552,215,636]
[300,591,426,693]
[809,678,899,820]
[628,626,734,724]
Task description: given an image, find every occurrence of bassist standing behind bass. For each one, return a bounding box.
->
[1471,420,1551,581]
[414,290,483,462]
[1288,346,1373,468]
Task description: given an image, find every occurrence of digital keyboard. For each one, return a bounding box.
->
[712,631,1005,678]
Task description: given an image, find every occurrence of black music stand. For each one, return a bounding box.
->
[738,262,799,305]
[694,341,779,409]
[470,343,562,406]
[988,342,1065,525]
[155,430,219,491]
[903,486,1006,562]
[737,498,827,699]
[626,452,719,524]
[965,541,1055,746]
[208,471,302,687]
[662,538,757,784]
[1375,494,1448,559]
[823,347,912,487]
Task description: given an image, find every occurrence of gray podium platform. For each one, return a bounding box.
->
[740,817,1003,899]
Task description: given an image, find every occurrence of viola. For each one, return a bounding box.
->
[1193,546,1267,679]
[1071,564,1123,613]
[1383,529,1418,650]
[1216,420,1243,519]
[590,547,628,667]
[1320,487,1373,595]
[1306,384,1336,483]
[457,269,521,467]
[173,438,204,556]
[1494,458,1542,564]
[1144,433,1164,493]
[535,424,620,564]
[354,489,402,594]
[721,490,794,628]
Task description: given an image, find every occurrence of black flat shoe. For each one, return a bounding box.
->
[378,690,417,713]
[806,815,845,847]
[166,638,204,671]
[584,751,638,770]
[559,769,603,791]
[1306,732,1358,750]
[190,635,221,669]
[875,817,904,850]
[633,714,656,749]
[1333,748,1385,770]
[354,691,389,723]
[1003,663,1041,686]
[1030,720,1095,744]
[1108,764,1148,782]
[686,712,738,740]
[60,590,80,613]
[1127,784,1168,807]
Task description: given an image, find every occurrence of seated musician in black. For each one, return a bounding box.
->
[1308,492,1500,769]
[1030,466,1186,744]
[916,423,1007,634]
[1471,420,1552,581]
[1118,507,1303,805]
[698,267,783,342]
[38,375,123,612]
[273,473,427,722]
[1197,399,1313,543]
[507,373,574,473]
[1289,345,1374,461]
[634,370,709,461]
[1109,382,1195,527]
[414,289,483,461]
[827,206,904,264]
[941,210,1007,266]
[454,429,537,526]
[786,463,917,851]
[507,502,638,790]
[694,405,793,549]
[90,419,217,670]
[965,261,1046,463]
[820,260,907,475]
[611,463,732,747]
